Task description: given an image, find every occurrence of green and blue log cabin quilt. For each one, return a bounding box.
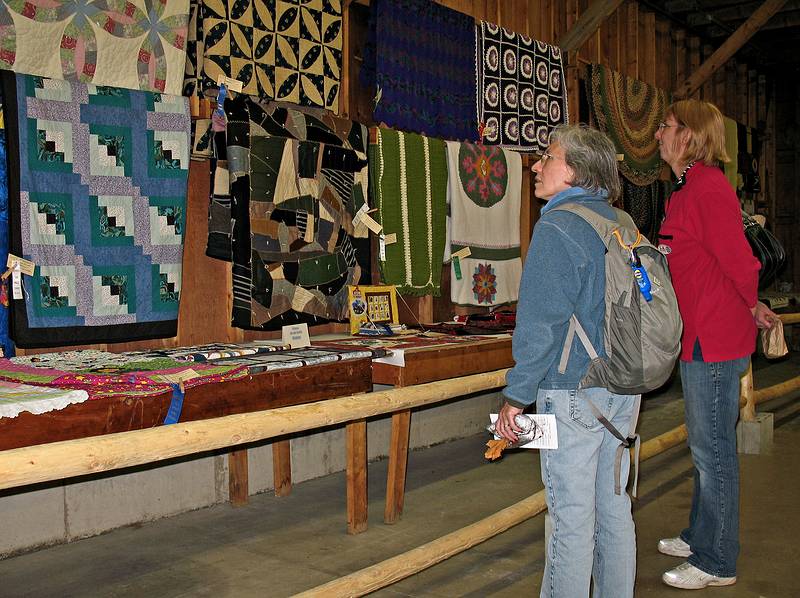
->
[1,73,190,348]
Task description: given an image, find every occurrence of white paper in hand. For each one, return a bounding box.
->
[489,413,558,449]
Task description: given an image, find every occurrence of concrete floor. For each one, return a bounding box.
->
[0,354,798,597]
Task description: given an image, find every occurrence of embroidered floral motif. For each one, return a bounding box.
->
[472,263,497,304]
[458,143,508,208]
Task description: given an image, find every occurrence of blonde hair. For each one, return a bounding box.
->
[666,99,729,166]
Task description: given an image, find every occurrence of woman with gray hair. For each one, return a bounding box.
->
[496,124,639,598]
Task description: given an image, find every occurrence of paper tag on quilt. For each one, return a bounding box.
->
[6,254,35,276]
[384,232,397,245]
[489,414,558,449]
[379,233,386,262]
[452,246,472,260]
[282,323,310,348]
[157,369,201,385]
[216,75,243,93]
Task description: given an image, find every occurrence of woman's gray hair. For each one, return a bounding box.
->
[549,124,621,202]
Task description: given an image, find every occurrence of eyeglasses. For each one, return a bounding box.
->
[656,122,682,131]
[540,151,565,164]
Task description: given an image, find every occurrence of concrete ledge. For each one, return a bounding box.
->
[737,412,774,455]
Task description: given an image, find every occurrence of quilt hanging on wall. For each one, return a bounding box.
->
[1,73,190,348]
[184,0,342,112]
[446,141,522,306]
[621,177,671,244]
[476,21,568,152]
[361,0,477,142]
[586,63,667,186]
[0,0,189,96]
[210,95,368,261]
[0,87,13,357]
[224,96,370,330]
[370,128,448,296]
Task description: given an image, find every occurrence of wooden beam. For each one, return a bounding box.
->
[558,0,626,52]
[675,0,788,98]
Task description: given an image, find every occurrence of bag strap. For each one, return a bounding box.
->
[558,315,599,374]
[587,395,642,497]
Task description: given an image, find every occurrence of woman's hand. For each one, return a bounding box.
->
[495,402,524,443]
[751,301,778,330]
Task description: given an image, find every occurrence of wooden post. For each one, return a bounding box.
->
[739,361,756,422]
[346,419,368,534]
[625,2,639,80]
[702,44,714,101]
[272,439,292,497]
[737,63,749,124]
[674,29,686,91]
[675,0,788,99]
[688,37,701,99]
[228,449,249,506]
[558,0,626,52]
[384,409,412,524]
[641,11,656,86]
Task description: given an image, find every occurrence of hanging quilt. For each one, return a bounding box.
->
[0,0,189,95]
[361,0,477,141]
[211,94,369,261]
[446,140,522,306]
[476,21,568,152]
[723,116,738,192]
[1,73,190,348]
[0,86,13,357]
[371,128,448,296]
[621,177,671,244]
[587,63,667,186]
[224,96,371,330]
[186,0,343,112]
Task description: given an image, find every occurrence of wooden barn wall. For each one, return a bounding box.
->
[18,0,782,355]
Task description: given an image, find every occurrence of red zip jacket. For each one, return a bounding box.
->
[658,162,760,362]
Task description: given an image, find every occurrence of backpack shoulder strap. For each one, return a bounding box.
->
[549,202,623,246]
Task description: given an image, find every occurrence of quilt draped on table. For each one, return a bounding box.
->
[370,128,448,296]
[0,380,89,419]
[0,0,189,95]
[476,21,568,152]
[224,96,371,330]
[1,73,190,348]
[183,0,343,112]
[587,63,667,185]
[446,140,522,306]
[620,177,671,243]
[0,356,248,399]
[361,0,477,141]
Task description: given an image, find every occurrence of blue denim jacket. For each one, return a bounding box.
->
[503,186,616,409]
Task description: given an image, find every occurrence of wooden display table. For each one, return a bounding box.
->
[0,358,373,534]
[375,336,513,524]
[316,334,513,527]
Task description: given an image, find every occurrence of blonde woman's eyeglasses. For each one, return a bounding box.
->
[656,122,681,131]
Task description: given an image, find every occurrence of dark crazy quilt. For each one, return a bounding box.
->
[361,0,478,142]
[1,73,190,348]
[476,21,568,152]
[620,177,671,243]
[184,0,343,112]
[224,95,371,330]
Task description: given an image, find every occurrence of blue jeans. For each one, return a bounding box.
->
[537,387,639,598]
[679,355,749,578]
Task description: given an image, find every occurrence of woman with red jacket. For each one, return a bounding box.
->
[655,99,776,590]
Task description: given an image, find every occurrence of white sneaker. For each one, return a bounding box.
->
[658,536,692,557]
[662,562,737,589]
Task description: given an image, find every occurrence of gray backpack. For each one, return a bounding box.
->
[552,203,682,395]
